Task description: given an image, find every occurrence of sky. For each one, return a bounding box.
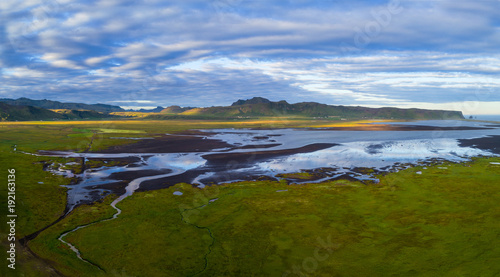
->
[1,0,499,114]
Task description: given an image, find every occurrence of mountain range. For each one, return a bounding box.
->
[0,97,125,113]
[0,102,115,121]
[0,97,464,121]
[152,97,464,120]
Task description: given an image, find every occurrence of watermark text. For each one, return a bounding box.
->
[7,169,17,270]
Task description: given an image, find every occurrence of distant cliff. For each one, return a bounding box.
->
[147,97,464,120]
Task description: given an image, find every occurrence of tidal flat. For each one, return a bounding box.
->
[0,119,499,276]
[36,120,500,212]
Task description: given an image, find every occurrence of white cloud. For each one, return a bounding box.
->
[63,12,92,27]
[109,100,154,103]
[85,56,111,66]
[1,0,500,112]
[50,59,84,69]
[2,67,47,78]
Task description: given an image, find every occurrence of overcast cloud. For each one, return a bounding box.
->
[1,0,499,114]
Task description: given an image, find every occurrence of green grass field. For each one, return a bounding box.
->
[1,120,499,276]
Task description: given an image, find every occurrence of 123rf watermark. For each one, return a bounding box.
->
[6,169,17,270]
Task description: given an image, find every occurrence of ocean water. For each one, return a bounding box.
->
[465,115,500,122]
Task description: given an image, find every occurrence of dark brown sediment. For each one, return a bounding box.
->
[95,134,233,153]
[458,135,500,154]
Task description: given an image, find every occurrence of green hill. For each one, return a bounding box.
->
[0,97,124,113]
[0,102,66,121]
[161,106,194,114]
[50,109,116,119]
[147,97,464,120]
[0,103,116,121]
[1,97,465,121]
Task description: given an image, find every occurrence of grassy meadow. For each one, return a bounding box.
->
[0,119,499,276]
[63,157,500,276]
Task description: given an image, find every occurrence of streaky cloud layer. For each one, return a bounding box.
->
[1,0,499,114]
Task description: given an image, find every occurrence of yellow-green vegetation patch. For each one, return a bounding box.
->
[67,132,95,138]
[84,159,129,169]
[276,171,315,179]
[95,128,145,134]
[72,128,93,133]
[56,158,84,174]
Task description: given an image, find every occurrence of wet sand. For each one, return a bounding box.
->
[86,156,143,166]
[229,143,281,150]
[108,169,173,181]
[138,169,206,191]
[86,181,128,197]
[458,135,500,154]
[97,134,233,153]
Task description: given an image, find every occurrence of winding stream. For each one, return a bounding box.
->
[57,168,185,267]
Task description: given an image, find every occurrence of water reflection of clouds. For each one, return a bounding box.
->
[45,120,500,212]
[203,121,500,153]
[209,131,258,145]
[89,167,126,178]
[147,153,206,170]
[257,139,492,173]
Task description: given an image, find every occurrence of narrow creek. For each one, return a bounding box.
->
[179,205,216,277]
[57,168,185,269]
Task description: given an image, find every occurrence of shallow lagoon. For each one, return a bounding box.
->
[41,120,500,211]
